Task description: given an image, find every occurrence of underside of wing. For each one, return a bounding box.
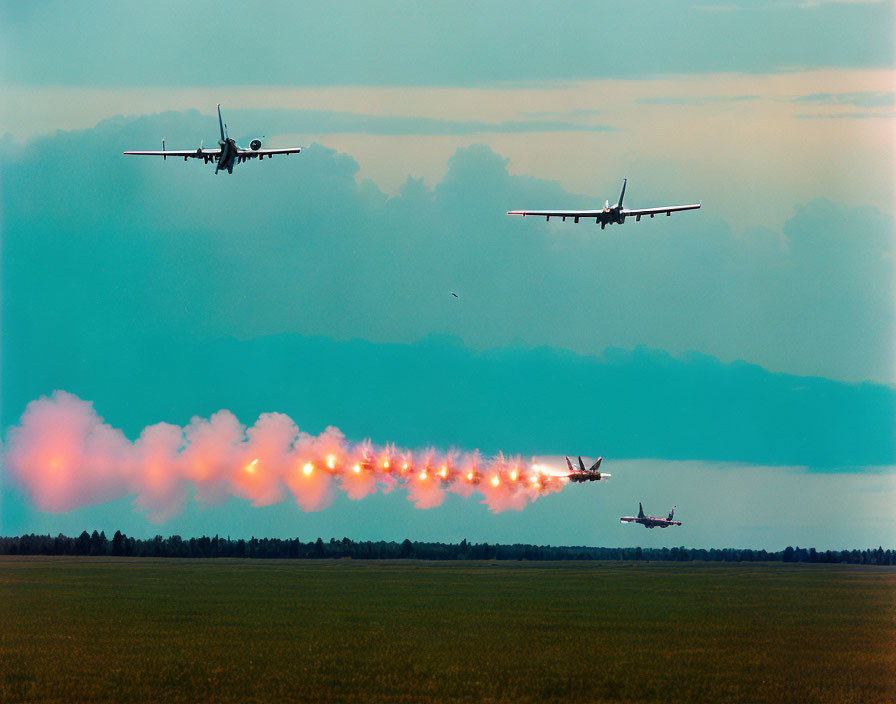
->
[623,203,701,218]
[237,147,302,159]
[507,209,603,221]
[123,149,222,157]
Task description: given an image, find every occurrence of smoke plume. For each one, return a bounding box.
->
[3,391,569,522]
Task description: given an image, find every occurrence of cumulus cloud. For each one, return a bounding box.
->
[3,116,891,386]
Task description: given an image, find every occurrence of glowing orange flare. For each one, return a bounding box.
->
[302,462,314,476]
[401,461,409,471]
[419,471,427,480]
[383,459,390,469]
[491,475,500,487]
[530,475,539,484]
[353,464,361,474]
[439,467,447,478]
[467,471,474,481]
[245,458,259,473]
[510,470,518,481]
[326,455,336,470]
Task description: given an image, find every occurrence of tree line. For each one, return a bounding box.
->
[0,531,893,565]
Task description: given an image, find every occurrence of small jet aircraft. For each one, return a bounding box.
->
[507,179,700,229]
[620,503,681,529]
[124,105,301,174]
[565,456,610,483]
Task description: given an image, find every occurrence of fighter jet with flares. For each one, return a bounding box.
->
[565,456,610,483]
[620,503,681,529]
[124,105,301,174]
[507,179,701,229]
[4,391,588,518]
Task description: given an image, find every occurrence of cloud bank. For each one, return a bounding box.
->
[3,333,893,474]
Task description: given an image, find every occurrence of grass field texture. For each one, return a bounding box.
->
[2,557,894,703]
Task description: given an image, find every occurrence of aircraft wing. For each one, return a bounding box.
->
[237,147,302,159]
[622,203,701,218]
[506,210,604,220]
[123,149,221,158]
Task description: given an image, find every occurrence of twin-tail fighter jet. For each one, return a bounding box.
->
[565,456,609,483]
[507,179,700,229]
[124,105,301,174]
[620,503,681,529]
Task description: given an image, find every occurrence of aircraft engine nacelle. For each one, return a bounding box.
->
[250,138,262,151]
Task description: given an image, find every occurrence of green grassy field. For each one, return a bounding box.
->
[1,557,894,703]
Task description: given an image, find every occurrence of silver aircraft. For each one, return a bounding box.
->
[620,503,682,529]
[124,105,301,174]
[508,179,700,229]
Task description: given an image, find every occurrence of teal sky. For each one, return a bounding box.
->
[2,1,893,85]
[1,1,894,549]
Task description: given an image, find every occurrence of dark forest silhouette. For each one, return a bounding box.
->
[1,531,893,565]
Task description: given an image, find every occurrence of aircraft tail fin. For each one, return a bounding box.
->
[667,506,675,521]
[217,104,226,142]
[588,457,602,472]
[566,456,574,473]
[578,456,587,472]
[616,178,627,208]
[638,502,645,519]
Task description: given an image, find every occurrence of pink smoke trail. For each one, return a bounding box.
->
[3,391,569,522]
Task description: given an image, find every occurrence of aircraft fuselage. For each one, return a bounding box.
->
[567,471,604,483]
[216,138,239,174]
[638,517,676,528]
[600,207,624,226]
[620,515,681,529]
